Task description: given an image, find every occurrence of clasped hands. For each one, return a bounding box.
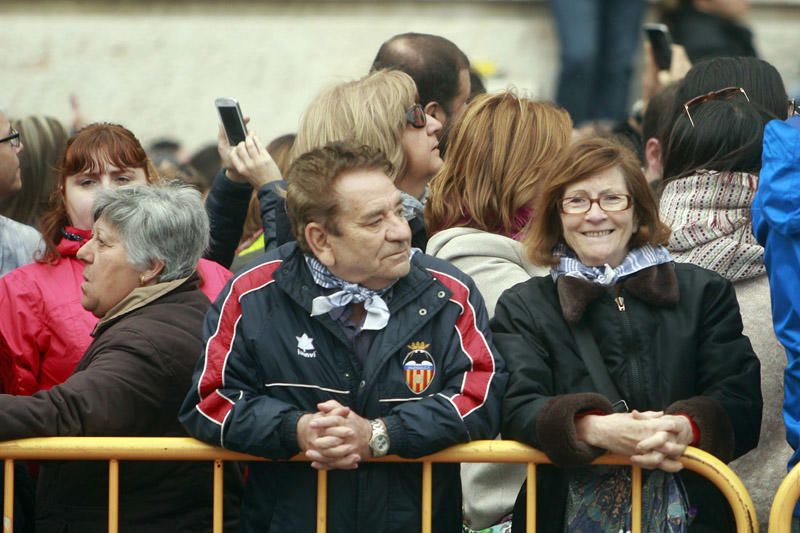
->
[296,400,373,471]
[575,410,695,472]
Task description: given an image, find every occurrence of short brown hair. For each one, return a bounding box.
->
[425,92,571,236]
[526,137,671,266]
[286,142,393,254]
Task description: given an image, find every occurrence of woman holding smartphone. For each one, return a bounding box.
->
[206,69,443,264]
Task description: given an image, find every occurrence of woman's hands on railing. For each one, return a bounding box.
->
[575,410,695,472]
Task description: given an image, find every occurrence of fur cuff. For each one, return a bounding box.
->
[536,392,614,467]
[666,396,735,462]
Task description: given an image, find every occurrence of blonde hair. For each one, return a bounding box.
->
[292,70,416,182]
[425,92,572,236]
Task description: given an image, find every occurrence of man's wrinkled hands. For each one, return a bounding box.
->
[297,400,372,471]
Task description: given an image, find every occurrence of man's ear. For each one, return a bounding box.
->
[140,259,165,285]
[305,222,335,267]
[423,101,447,126]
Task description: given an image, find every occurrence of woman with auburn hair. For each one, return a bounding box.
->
[494,137,760,531]
[0,123,231,397]
[426,91,572,312]
[425,91,572,531]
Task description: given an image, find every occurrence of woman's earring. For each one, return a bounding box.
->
[139,274,146,286]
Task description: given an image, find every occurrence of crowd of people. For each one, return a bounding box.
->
[0,15,798,533]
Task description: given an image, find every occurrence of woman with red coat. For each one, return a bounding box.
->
[0,123,231,396]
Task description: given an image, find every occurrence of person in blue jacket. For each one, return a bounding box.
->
[180,141,506,532]
[751,108,800,524]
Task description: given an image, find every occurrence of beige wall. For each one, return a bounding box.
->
[3,2,798,152]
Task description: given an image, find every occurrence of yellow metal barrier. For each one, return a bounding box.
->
[0,438,757,533]
[769,462,800,533]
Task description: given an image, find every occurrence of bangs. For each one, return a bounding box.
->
[60,124,150,179]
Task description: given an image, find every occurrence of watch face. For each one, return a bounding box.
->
[372,433,389,455]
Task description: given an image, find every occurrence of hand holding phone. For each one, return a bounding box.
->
[215,97,248,146]
[644,23,673,71]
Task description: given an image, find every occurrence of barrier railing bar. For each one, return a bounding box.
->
[632,465,642,533]
[108,459,119,533]
[526,462,536,533]
[421,461,432,533]
[316,470,327,533]
[768,461,800,533]
[3,459,13,533]
[213,459,223,533]
[0,439,756,533]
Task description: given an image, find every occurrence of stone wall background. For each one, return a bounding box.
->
[3,1,799,153]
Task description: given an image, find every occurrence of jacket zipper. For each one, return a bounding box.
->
[614,287,645,408]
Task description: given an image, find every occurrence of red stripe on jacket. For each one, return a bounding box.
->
[427,268,496,418]
[196,260,283,425]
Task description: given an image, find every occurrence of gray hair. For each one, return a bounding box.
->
[91,183,209,282]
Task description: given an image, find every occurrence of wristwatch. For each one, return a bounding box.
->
[368,418,390,458]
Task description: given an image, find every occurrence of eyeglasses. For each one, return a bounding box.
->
[683,86,750,128]
[560,193,633,214]
[406,104,427,129]
[0,127,21,148]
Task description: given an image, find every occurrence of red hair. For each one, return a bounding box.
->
[38,123,157,263]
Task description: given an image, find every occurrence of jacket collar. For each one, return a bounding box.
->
[93,273,198,336]
[557,262,680,323]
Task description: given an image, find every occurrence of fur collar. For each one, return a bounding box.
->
[557,263,680,323]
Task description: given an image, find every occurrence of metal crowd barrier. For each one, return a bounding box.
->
[769,462,800,532]
[0,438,756,533]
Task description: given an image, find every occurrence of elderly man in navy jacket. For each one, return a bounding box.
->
[180,141,506,533]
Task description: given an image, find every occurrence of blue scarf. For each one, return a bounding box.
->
[305,249,419,330]
[551,244,673,286]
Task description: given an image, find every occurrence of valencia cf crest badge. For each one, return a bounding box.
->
[403,341,435,394]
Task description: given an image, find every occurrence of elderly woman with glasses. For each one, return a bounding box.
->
[0,184,240,532]
[492,137,761,532]
[658,56,792,529]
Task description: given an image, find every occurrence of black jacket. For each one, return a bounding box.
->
[666,8,757,63]
[180,243,506,532]
[0,275,240,533]
[491,262,761,532]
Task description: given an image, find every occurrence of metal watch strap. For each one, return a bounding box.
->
[368,418,389,457]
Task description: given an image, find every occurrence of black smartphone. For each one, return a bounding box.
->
[644,23,673,71]
[215,97,248,146]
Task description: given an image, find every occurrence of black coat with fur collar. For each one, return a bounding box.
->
[491,261,761,531]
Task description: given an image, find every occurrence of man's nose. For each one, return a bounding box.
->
[387,213,412,242]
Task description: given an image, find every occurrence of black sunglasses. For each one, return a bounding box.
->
[406,104,426,129]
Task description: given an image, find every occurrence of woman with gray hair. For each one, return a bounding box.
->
[0,184,240,533]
